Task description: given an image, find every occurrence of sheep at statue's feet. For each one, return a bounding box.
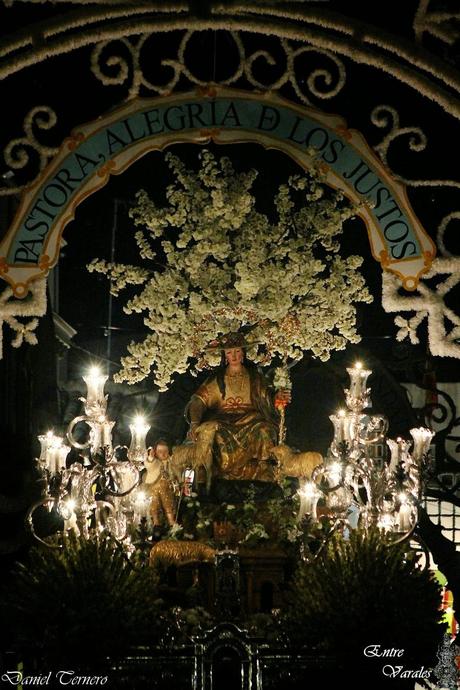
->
[170,421,218,494]
[270,444,323,481]
[149,540,216,569]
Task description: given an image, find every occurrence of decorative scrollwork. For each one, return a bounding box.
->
[437,212,460,258]
[90,29,347,107]
[371,106,460,346]
[286,43,347,103]
[91,33,183,100]
[0,277,47,359]
[414,0,460,47]
[370,103,460,188]
[371,104,428,172]
[382,258,460,359]
[414,383,460,505]
[1,106,59,196]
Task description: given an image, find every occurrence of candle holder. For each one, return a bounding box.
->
[129,416,150,465]
[345,362,372,413]
[301,360,434,546]
[29,369,149,550]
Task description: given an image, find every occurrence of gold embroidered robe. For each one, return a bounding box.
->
[188,366,278,482]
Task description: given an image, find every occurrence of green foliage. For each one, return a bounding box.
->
[3,534,164,670]
[283,528,445,670]
[174,485,302,549]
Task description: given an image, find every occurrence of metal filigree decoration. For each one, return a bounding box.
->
[382,259,460,358]
[422,385,460,502]
[371,103,460,193]
[90,30,347,104]
[437,212,460,258]
[371,104,428,173]
[0,8,459,367]
[0,277,47,358]
[0,106,59,197]
[370,105,460,363]
[414,0,460,48]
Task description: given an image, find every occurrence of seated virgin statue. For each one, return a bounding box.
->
[185,332,290,483]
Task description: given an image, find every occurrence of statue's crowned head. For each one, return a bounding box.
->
[206,331,257,352]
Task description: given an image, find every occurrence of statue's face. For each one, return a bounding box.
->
[225,347,244,365]
[154,443,170,460]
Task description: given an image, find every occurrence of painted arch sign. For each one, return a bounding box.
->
[0,87,435,297]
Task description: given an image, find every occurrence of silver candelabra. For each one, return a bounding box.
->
[298,362,434,543]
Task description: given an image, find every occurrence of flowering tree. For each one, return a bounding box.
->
[88,150,372,390]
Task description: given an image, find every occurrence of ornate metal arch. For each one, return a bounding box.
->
[1,4,460,118]
[0,1,459,362]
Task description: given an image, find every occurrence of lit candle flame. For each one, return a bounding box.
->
[88,365,101,379]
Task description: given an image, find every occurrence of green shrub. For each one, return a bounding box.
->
[3,534,164,670]
[283,528,445,674]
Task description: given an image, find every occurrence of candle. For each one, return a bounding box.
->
[387,439,399,473]
[38,430,54,463]
[410,427,435,462]
[56,443,69,472]
[346,362,371,400]
[298,481,319,522]
[129,415,150,464]
[102,420,115,452]
[83,366,108,418]
[330,410,347,443]
[398,502,412,532]
[46,434,67,474]
[133,489,150,522]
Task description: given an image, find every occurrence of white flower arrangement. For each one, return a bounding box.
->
[88,150,372,390]
[382,257,460,358]
[0,278,47,359]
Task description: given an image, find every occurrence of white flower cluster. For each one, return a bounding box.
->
[88,150,372,390]
[0,278,47,358]
[382,257,460,358]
